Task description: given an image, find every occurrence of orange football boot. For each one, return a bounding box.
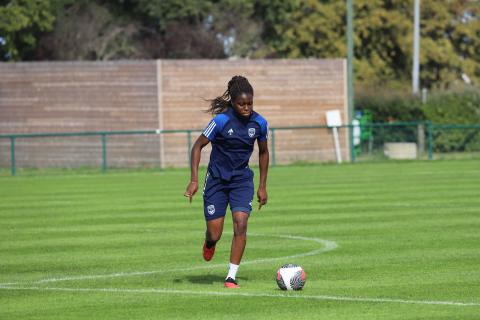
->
[202,241,216,261]
[224,277,239,288]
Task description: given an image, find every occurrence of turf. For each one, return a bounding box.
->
[1,160,479,319]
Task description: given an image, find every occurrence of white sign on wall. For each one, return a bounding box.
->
[326,110,342,127]
[325,110,343,163]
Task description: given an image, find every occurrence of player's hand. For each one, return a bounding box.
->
[257,187,268,210]
[184,181,198,203]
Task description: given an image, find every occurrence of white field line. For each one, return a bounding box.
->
[0,234,337,286]
[0,282,19,287]
[1,286,479,307]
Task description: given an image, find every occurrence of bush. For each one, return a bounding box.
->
[354,88,480,152]
[354,90,424,146]
[355,90,424,123]
[422,89,480,152]
[422,89,480,124]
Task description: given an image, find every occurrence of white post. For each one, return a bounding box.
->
[412,0,421,95]
[332,127,342,163]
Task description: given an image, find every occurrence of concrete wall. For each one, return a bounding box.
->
[0,59,348,169]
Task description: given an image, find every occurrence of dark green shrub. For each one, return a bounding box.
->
[355,90,424,123]
[355,91,424,147]
[422,89,480,124]
[422,89,480,152]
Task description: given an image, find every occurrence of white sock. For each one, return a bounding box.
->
[226,263,239,280]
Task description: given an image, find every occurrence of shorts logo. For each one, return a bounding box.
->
[248,128,255,137]
[207,204,215,215]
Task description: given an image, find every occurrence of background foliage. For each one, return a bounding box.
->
[423,89,480,151]
[0,0,55,60]
[355,88,480,151]
[1,0,479,130]
[1,0,478,90]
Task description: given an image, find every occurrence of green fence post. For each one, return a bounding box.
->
[101,134,107,172]
[187,130,192,166]
[417,122,426,158]
[427,121,433,161]
[10,137,16,176]
[349,124,356,162]
[271,129,276,166]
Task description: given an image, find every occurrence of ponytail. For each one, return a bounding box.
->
[206,75,253,115]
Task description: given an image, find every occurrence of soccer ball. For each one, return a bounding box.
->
[276,264,306,290]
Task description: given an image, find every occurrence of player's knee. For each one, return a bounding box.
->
[206,230,222,242]
[233,220,248,236]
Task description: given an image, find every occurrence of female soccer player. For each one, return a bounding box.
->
[184,75,269,288]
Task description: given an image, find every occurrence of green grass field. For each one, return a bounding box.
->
[1,160,479,319]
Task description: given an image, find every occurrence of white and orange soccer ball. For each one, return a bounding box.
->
[276,264,306,290]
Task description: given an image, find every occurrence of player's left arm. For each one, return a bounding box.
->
[257,139,269,210]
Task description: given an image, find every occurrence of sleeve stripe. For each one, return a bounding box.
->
[203,121,216,138]
[205,122,216,136]
[204,121,215,134]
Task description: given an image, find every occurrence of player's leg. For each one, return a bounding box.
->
[202,174,228,261]
[203,216,224,261]
[229,211,249,265]
[224,176,254,287]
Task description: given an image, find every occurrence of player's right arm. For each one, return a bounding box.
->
[184,115,227,202]
[184,134,210,202]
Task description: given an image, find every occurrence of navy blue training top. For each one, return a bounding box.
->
[202,107,268,181]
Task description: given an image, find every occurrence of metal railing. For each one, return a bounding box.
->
[1,126,334,175]
[1,122,479,176]
[0,129,182,176]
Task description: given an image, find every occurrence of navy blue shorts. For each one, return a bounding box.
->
[203,170,254,221]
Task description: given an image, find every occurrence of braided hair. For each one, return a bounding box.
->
[206,75,254,115]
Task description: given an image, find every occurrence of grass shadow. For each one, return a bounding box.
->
[173,275,249,285]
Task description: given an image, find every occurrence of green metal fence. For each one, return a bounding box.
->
[353,122,480,162]
[0,129,185,176]
[354,121,430,162]
[1,122,479,176]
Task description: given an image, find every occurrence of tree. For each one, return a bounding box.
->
[0,0,55,60]
[253,0,479,89]
[255,0,355,59]
[129,0,225,58]
[36,1,142,60]
[3,0,478,90]
[130,0,255,58]
[420,0,479,88]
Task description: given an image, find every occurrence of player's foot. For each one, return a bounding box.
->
[224,277,239,288]
[202,241,216,261]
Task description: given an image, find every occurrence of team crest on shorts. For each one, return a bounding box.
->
[207,204,215,215]
[248,128,255,137]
